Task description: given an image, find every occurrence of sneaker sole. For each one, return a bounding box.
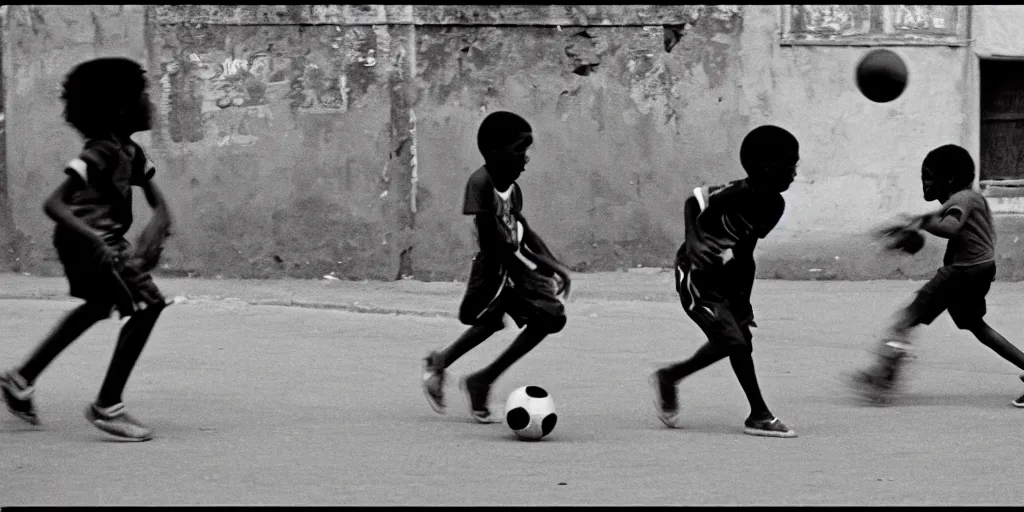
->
[1,378,40,426]
[84,406,153,442]
[743,426,797,438]
[6,408,40,426]
[1012,400,1024,408]
[459,378,499,424]
[422,375,446,415]
[648,373,679,428]
[844,371,897,406]
[422,353,446,415]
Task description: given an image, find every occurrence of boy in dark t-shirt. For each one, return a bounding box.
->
[650,125,799,438]
[0,58,173,441]
[851,144,1024,406]
[422,111,572,423]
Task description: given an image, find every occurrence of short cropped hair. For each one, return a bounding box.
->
[923,144,975,192]
[739,125,799,176]
[477,111,532,156]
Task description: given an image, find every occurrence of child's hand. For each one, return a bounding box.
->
[93,241,122,269]
[896,212,928,230]
[875,214,920,237]
[872,216,926,255]
[554,266,572,302]
[133,215,172,273]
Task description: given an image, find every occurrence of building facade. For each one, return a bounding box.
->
[2,5,1024,281]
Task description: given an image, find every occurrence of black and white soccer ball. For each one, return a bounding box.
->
[504,385,557,441]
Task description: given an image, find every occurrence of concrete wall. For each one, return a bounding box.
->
[3,5,148,273]
[4,5,1024,281]
[147,22,402,279]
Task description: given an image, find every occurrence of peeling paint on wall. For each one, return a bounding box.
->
[10,5,1024,281]
[0,10,21,270]
[144,20,397,279]
[157,24,387,149]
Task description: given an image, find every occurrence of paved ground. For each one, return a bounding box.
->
[2,270,1024,505]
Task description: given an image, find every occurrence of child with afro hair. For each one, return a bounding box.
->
[1,57,173,441]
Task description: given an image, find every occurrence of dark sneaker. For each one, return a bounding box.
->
[1013,375,1024,408]
[422,351,446,414]
[459,376,498,424]
[649,370,679,428]
[1,370,40,425]
[743,415,797,438]
[85,403,153,442]
[849,341,912,406]
[848,368,897,405]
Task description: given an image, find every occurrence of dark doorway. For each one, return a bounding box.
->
[980,59,1024,183]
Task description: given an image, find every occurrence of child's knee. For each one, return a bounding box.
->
[141,300,167,318]
[458,307,478,326]
[531,314,566,334]
[726,339,753,355]
[461,311,505,332]
[125,300,167,324]
[458,302,493,327]
[955,317,985,332]
[708,331,752,355]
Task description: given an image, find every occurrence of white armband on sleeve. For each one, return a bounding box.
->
[66,158,88,182]
[693,187,709,212]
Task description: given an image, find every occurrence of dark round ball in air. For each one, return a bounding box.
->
[856,49,908,103]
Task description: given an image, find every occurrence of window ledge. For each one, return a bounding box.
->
[779,38,969,47]
[981,181,1024,214]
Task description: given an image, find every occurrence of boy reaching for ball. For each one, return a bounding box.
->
[852,144,1024,406]
[0,58,173,441]
[421,111,572,423]
[649,125,799,438]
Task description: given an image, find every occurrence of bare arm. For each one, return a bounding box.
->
[516,215,571,298]
[520,233,568,276]
[139,179,173,231]
[44,177,121,268]
[516,215,560,265]
[683,195,701,246]
[914,208,964,239]
[920,210,963,239]
[43,177,106,246]
[682,194,727,267]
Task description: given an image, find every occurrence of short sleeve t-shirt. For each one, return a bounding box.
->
[940,189,995,267]
[463,166,523,252]
[692,179,785,255]
[57,137,157,246]
[677,178,785,293]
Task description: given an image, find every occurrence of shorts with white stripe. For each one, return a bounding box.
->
[674,262,754,353]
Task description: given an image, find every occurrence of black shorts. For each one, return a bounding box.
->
[55,235,165,317]
[905,262,996,330]
[675,262,755,353]
[458,253,566,332]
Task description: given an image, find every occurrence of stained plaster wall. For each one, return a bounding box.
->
[4,5,1021,281]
